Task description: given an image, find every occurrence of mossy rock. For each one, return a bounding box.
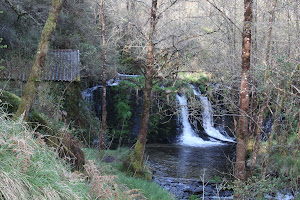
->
[0,90,52,133]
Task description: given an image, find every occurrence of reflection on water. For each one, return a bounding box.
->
[146,144,236,199]
[146,143,236,180]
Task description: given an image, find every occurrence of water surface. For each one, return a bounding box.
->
[147,143,236,180]
[146,144,236,199]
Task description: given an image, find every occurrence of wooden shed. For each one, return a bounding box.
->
[0,49,80,82]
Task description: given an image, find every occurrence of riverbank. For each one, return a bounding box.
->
[0,111,174,199]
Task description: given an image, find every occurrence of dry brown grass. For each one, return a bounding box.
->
[84,160,146,200]
[0,112,90,199]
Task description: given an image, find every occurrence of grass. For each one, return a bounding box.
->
[0,108,174,199]
[83,148,175,200]
[178,71,211,83]
[0,111,90,200]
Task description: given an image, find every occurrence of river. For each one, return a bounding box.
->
[146,143,236,199]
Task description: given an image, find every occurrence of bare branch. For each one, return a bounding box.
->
[3,0,41,25]
[205,0,242,34]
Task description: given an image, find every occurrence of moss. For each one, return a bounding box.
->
[0,90,21,113]
[63,82,81,122]
[0,90,53,134]
[131,140,144,171]
[123,141,153,180]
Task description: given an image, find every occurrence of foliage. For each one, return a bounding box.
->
[109,83,133,139]
[209,175,223,183]
[269,149,300,191]
[119,48,140,75]
[83,148,174,200]
[0,110,90,199]
[188,195,200,200]
[231,177,285,200]
[0,90,53,134]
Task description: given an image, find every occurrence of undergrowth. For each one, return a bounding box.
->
[83,148,175,200]
[0,109,174,199]
[0,111,90,200]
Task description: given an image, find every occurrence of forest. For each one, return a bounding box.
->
[0,0,299,199]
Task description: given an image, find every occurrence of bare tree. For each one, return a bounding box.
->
[234,0,252,184]
[130,0,158,177]
[99,0,107,150]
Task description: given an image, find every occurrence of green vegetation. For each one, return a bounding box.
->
[0,90,53,134]
[0,110,90,199]
[0,108,174,199]
[84,148,175,200]
[0,0,299,198]
[109,83,133,139]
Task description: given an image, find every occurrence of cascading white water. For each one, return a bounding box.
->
[81,85,100,102]
[191,86,235,143]
[81,79,122,102]
[176,94,222,147]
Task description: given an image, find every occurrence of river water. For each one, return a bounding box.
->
[144,90,237,199]
[146,143,236,199]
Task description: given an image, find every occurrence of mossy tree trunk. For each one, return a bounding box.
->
[100,0,107,150]
[234,0,252,185]
[15,0,63,120]
[131,0,157,176]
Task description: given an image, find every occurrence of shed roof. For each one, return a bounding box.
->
[0,49,80,82]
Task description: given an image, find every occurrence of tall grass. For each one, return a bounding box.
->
[0,111,90,200]
[83,148,175,200]
[0,109,174,199]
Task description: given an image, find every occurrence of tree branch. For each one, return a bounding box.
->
[3,0,41,25]
[205,0,242,34]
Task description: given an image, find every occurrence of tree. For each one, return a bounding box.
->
[234,0,252,183]
[99,0,107,150]
[116,0,221,177]
[15,0,63,120]
[130,0,158,178]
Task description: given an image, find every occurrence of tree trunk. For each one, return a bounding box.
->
[15,0,63,120]
[100,0,107,150]
[131,0,157,175]
[252,0,257,66]
[132,76,153,170]
[250,0,277,175]
[234,0,252,183]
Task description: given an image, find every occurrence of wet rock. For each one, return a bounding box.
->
[102,156,116,163]
[153,176,234,200]
[193,187,203,194]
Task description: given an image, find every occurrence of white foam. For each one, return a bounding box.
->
[191,85,235,143]
[176,94,223,147]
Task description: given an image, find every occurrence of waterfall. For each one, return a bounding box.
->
[81,85,100,102]
[191,86,235,143]
[176,94,222,147]
[82,74,141,101]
